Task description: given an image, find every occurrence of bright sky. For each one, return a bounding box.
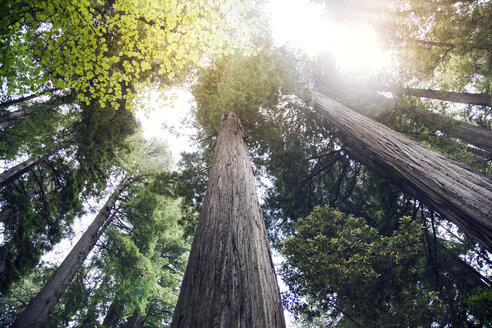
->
[268,0,393,74]
[136,0,394,163]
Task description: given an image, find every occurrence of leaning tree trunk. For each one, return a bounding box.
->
[313,92,492,251]
[0,140,72,189]
[102,301,124,328]
[0,93,73,130]
[0,88,60,109]
[171,112,285,328]
[406,38,491,51]
[408,106,492,154]
[12,178,128,328]
[403,87,490,106]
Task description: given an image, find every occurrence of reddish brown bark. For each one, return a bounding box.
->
[313,92,492,250]
[171,112,285,328]
[12,178,128,328]
[404,87,490,106]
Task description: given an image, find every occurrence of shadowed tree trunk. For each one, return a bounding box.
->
[12,178,128,328]
[0,141,72,189]
[125,311,145,328]
[0,88,60,109]
[402,87,490,106]
[0,93,74,130]
[102,301,124,328]
[406,38,491,51]
[170,112,285,328]
[313,92,492,250]
[407,106,492,154]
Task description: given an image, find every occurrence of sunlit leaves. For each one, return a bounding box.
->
[1,0,264,109]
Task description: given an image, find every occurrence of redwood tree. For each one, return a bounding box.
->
[313,92,492,250]
[171,112,285,327]
[12,177,129,328]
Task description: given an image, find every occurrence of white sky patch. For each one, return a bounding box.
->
[135,88,197,167]
[268,0,394,74]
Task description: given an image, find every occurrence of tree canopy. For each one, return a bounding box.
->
[1,0,491,327]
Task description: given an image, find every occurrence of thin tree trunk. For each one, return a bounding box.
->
[408,106,492,153]
[409,38,491,51]
[125,301,156,328]
[0,141,71,189]
[12,178,128,328]
[171,112,285,328]
[313,92,492,250]
[403,87,490,106]
[0,93,73,130]
[102,301,124,328]
[125,311,145,328]
[0,88,60,109]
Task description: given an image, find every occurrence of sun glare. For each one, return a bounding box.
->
[268,0,393,74]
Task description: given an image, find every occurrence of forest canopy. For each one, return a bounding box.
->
[0,0,491,327]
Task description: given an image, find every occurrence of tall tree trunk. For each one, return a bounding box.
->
[407,106,492,154]
[402,87,490,106]
[313,92,492,250]
[12,178,128,328]
[0,141,71,189]
[102,301,124,328]
[171,112,285,328]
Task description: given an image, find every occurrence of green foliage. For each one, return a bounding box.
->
[192,48,306,137]
[0,262,57,327]
[1,0,264,108]
[281,205,443,327]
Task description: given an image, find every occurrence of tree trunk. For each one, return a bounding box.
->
[408,106,492,154]
[409,38,491,51]
[0,141,71,189]
[313,92,492,250]
[170,112,285,328]
[102,301,124,328]
[125,311,145,328]
[12,178,128,328]
[0,88,60,109]
[0,93,73,130]
[403,87,490,106]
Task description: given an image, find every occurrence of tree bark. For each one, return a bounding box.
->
[170,112,285,328]
[102,301,124,328]
[12,178,128,328]
[0,88,60,109]
[407,106,492,154]
[0,141,71,189]
[409,38,491,51]
[0,93,73,130]
[403,87,490,106]
[125,311,145,328]
[313,92,492,251]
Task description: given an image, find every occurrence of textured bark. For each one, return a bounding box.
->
[313,92,492,250]
[408,106,492,154]
[0,141,71,189]
[171,112,285,328]
[404,88,491,106]
[12,178,128,328]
